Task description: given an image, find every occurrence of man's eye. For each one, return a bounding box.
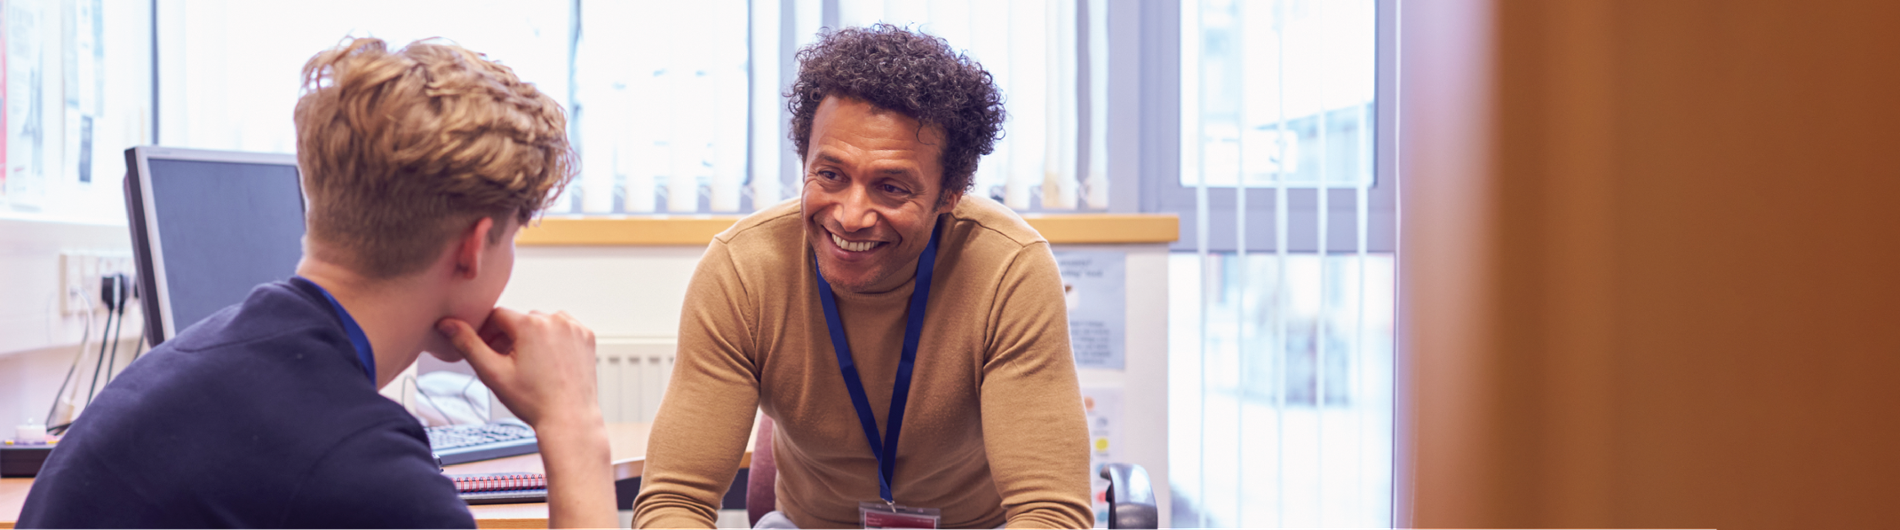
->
[816,170,840,181]
[881,184,909,195]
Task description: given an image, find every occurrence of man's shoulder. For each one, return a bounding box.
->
[939,195,1053,278]
[947,194,1047,250]
[704,198,807,275]
[714,197,804,248]
[116,280,367,407]
[164,279,338,353]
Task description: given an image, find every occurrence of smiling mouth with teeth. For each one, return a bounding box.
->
[830,231,884,252]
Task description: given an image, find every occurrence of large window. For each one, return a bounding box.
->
[153,0,1110,217]
[157,0,570,155]
[568,0,748,213]
[1164,0,1398,527]
[1185,0,1375,189]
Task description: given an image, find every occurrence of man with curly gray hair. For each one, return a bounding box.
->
[636,25,1093,529]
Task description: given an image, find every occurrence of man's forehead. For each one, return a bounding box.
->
[817,95,946,144]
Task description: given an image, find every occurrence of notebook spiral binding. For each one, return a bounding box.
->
[449,472,548,505]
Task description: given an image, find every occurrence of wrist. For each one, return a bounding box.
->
[533,415,611,485]
[530,408,609,459]
[530,404,605,433]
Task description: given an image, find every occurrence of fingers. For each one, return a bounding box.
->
[452,307,597,430]
[435,318,498,361]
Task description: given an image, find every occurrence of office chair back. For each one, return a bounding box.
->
[746,415,778,526]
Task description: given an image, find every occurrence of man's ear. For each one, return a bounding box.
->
[453,216,497,280]
[936,188,963,214]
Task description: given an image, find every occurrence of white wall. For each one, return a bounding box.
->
[0,220,141,357]
[496,245,706,339]
[0,219,145,429]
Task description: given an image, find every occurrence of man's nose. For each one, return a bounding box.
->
[832,184,879,233]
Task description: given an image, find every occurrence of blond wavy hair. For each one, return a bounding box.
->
[294,37,575,279]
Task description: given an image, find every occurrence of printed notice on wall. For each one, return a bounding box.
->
[1054,250,1125,370]
[1081,387,1124,527]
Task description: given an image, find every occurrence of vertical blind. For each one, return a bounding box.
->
[1170,0,1394,527]
[822,0,1109,211]
[550,0,1111,215]
[159,0,571,160]
[152,0,1110,216]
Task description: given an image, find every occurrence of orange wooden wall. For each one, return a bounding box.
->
[1400,1,1900,528]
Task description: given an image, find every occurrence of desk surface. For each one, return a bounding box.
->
[0,422,753,530]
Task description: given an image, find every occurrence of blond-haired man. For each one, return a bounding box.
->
[18,38,614,528]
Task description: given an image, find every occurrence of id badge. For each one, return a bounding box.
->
[859,501,941,529]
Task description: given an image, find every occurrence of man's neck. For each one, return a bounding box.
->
[295,258,436,390]
[849,255,924,295]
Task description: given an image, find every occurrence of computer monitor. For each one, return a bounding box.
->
[124,146,306,346]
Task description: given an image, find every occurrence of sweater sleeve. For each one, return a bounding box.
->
[634,240,763,529]
[980,242,1097,529]
[278,419,477,529]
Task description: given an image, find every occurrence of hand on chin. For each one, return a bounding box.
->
[422,334,467,363]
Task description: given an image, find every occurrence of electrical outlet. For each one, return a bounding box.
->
[59,251,136,315]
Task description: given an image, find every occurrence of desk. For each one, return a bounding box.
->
[0,422,755,530]
[0,478,27,530]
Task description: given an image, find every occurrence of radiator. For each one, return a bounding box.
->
[595,340,678,423]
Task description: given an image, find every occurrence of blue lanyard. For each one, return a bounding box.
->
[813,222,940,505]
[299,276,377,384]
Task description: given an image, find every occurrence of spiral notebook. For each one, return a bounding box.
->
[450,472,548,505]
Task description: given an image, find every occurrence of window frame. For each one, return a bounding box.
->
[1119,0,1398,254]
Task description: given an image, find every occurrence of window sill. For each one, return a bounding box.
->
[514,213,1180,246]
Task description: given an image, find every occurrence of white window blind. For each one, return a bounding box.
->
[157,0,571,156]
[779,0,1110,212]
[154,0,1108,216]
[567,0,750,214]
[557,0,1114,215]
[1169,0,1395,527]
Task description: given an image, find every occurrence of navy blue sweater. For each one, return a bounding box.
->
[18,278,474,528]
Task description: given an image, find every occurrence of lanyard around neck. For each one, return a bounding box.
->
[812,221,941,505]
[301,276,377,384]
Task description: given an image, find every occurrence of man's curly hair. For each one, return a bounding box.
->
[788,24,1006,202]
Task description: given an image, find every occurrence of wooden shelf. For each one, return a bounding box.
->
[515,213,1179,246]
[515,216,743,246]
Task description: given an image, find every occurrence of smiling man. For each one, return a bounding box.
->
[634,24,1093,530]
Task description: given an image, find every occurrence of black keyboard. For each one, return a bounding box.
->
[426,422,539,465]
[459,488,548,505]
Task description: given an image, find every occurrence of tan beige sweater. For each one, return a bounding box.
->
[633,196,1093,529]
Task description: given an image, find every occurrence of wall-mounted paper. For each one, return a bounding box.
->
[1055,249,1125,370]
